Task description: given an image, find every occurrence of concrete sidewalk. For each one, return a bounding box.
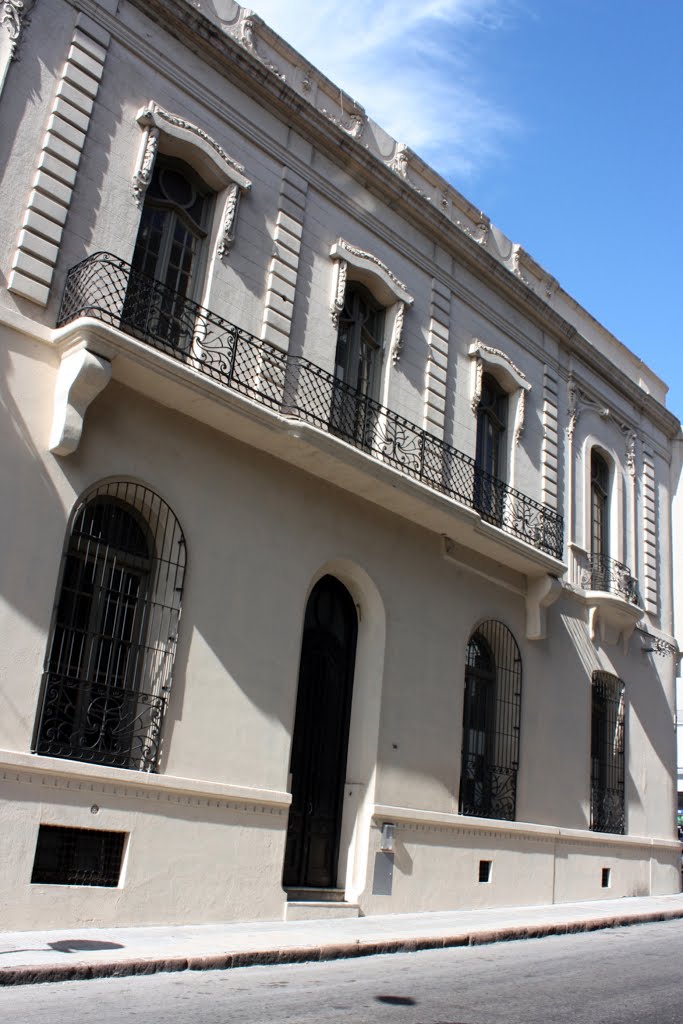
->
[2,894,683,987]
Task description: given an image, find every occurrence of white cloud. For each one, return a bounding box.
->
[249,0,520,181]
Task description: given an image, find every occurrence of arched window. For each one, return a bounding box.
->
[34,482,186,772]
[459,620,522,821]
[331,283,385,444]
[474,374,508,523]
[590,671,625,834]
[590,450,610,559]
[124,157,213,349]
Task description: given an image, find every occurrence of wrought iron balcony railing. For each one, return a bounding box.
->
[58,252,564,560]
[580,553,640,605]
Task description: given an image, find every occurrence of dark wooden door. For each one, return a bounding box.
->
[283,576,358,889]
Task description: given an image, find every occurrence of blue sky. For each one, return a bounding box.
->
[251,0,683,422]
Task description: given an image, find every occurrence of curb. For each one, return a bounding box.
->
[2,907,682,987]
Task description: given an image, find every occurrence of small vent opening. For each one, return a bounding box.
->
[31,825,126,887]
[478,859,492,883]
[601,867,611,888]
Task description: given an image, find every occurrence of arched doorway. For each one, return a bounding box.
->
[283,575,358,890]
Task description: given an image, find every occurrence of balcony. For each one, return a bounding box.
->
[56,252,563,564]
[580,554,640,605]
[576,552,641,648]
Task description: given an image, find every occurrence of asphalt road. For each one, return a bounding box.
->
[2,919,682,1023]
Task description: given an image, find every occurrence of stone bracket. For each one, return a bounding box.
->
[526,575,562,640]
[49,345,112,456]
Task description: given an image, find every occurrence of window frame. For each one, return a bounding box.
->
[33,481,186,773]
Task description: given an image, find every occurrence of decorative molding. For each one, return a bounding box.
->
[331,258,348,327]
[1,0,24,55]
[330,239,412,302]
[618,422,638,479]
[135,103,252,192]
[469,340,531,444]
[216,182,241,259]
[49,345,112,456]
[387,143,430,200]
[240,15,285,80]
[330,239,414,359]
[566,378,610,439]
[391,301,406,364]
[132,125,160,206]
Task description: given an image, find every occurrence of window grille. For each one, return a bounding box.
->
[459,620,522,821]
[31,825,126,886]
[591,671,625,834]
[34,481,186,772]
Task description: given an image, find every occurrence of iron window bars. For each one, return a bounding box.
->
[590,671,625,835]
[34,481,186,772]
[459,620,522,821]
[31,825,126,887]
[58,253,564,560]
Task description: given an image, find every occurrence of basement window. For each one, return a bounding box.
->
[31,825,126,887]
[601,867,611,888]
[478,859,492,883]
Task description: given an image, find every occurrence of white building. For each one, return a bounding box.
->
[0,0,680,930]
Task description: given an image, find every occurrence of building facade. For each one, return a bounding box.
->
[0,0,680,929]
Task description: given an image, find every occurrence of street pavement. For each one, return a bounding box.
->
[1,893,683,987]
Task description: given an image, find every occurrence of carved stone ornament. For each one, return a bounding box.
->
[391,302,406,364]
[321,106,366,140]
[387,143,430,201]
[330,258,347,327]
[617,422,638,478]
[240,15,285,80]
[566,378,610,439]
[216,182,241,260]
[2,0,24,55]
[132,125,160,206]
[456,216,489,246]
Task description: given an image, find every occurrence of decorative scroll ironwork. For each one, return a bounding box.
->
[581,553,640,604]
[590,672,625,835]
[459,620,522,822]
[58,253,564,559]
[35,678,166,771]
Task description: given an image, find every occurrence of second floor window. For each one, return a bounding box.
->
[474,373,508,522]
[124,158,213,349]
[331,283,385,444]
[590,450,610,558]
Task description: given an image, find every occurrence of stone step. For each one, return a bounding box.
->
[285,900,361,922]
[285,887,346,903]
